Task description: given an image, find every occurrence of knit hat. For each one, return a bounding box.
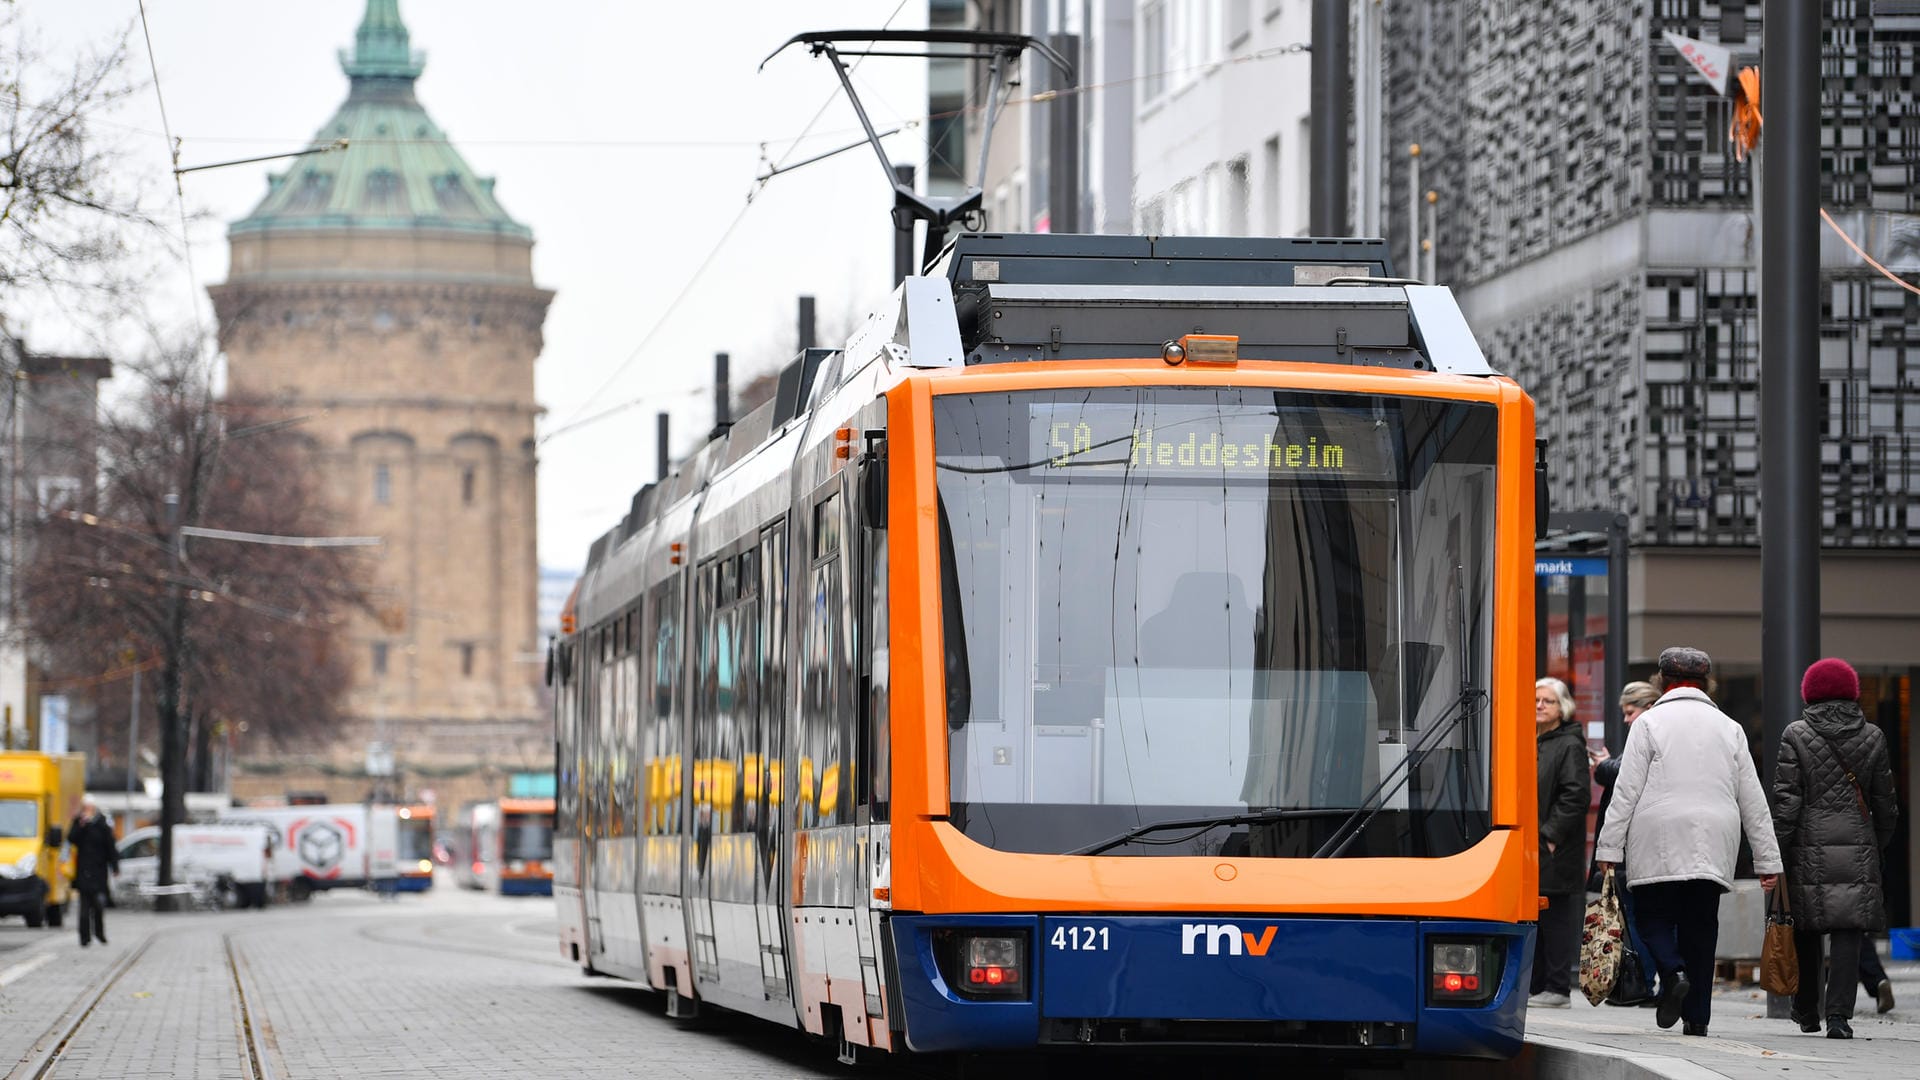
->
[1657,646,1712,681]
[1800,657,1860,704]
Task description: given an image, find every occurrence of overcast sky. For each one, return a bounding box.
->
[27,0,934,573]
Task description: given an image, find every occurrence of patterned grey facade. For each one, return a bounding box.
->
[1381,1,1920,548]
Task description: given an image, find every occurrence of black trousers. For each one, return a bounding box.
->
[1531,890,1583,996]
[1859,934,1889,994]
[76,888,107,945]
[1794,928,1863,1020]
[1631,880,1721,1027]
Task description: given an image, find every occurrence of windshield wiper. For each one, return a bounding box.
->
[1312,564,1484,859]
[1067,807,1360,858]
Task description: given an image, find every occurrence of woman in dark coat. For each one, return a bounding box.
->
[1773,658,1899,1040]
[67,795,120,947]
[1529,677,1590,1008]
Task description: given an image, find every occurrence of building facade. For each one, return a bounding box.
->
[1,338,111,753]
[1380,0,1920,919]
[209,0,554,807]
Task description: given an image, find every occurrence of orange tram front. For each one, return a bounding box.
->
[550,234,1542,1062]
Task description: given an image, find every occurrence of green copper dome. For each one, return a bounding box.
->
[230,0,530,239]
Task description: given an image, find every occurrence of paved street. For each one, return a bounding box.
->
[5,882,1920,1079]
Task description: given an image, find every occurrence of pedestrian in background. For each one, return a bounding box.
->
[1588,679,1661,1005]
[1773,657,1899,1040]
[66,795,120,947]
[1593,647,1782,1037]
[1858,934,1897,1015]
[1529,676,1589,1009]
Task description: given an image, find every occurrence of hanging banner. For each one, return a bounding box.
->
[1664,31,1732,97]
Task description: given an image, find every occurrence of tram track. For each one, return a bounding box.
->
[6,932,276,1080]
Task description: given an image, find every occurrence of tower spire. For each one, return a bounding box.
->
[341,0,424,81]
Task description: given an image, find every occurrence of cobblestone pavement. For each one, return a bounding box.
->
[1523,956,1920,1079]
[2,884,846,1080]
[14,885,1919,1079]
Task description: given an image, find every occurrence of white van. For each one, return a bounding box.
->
[219,804,383,900]
[114,824,274,908]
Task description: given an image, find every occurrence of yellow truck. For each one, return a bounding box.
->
[0,751,85,928]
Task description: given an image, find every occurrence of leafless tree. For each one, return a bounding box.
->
[20,345,371,842]
[1,1,165,336]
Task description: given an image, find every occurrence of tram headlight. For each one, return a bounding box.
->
[1427,937,1502,1007]
[417,859,433,873]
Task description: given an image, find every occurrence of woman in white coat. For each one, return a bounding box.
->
[1593,646,1782,1038]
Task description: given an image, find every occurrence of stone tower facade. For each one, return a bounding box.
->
[210,0,553,800]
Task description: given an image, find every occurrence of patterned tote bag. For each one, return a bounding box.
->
[1578,866,1626,1006]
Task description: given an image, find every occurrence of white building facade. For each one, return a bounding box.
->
[1132,0,1314,238]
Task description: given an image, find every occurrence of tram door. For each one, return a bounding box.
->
[851,419,890,1038]
[756,523,791,1000]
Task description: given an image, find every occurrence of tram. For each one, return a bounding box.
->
[394,804,435,892]
[551,232,1542,1061]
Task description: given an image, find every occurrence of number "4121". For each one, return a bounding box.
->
[1050,924,1110,951]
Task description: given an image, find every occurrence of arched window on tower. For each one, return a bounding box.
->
[364,168,402,216]
[286,169,334,214]
[461,464,477,506]
[373,463,392,505]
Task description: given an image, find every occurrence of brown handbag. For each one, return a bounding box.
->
[1759,876,1798,996]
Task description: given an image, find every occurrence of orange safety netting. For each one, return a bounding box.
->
[1730,67,1763,161]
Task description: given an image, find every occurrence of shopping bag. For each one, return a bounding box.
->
[1759,877,1798,996]
[1579,866,1627,1005]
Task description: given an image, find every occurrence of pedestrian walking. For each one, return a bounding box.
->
[1587,679,1661,1005]
[1773,657,1899,1039]
[1528,676,1589,1009]
[1859,934,1897,1014]
[66,795,120,947]
[1593,646,1782,1037]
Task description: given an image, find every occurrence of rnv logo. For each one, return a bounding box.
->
[1180,923,1278,956]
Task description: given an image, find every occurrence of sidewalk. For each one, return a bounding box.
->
[1523,957,1920,1079]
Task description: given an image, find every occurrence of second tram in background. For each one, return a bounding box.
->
[548,230,1543,1062]
[453,799,555,895]
[394,804,435,892]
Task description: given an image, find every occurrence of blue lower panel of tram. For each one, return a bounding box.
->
[888,914,1532,1059]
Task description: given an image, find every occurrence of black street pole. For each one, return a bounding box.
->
[713,352,731,433]
[1309,0,1351,236]
[1760,0,1820,1018]
[1047,32,1081,235]
[156,492,185,911]
[1605,513,1629,755]
[892,163,917,283]
[656,412,670,482]
[1760,0,1821,784]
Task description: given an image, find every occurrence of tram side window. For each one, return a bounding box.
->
[801,490,852,828]
[623,610,642,839]
[556,644,578,837]
[865,513,890,822]
[648,578,683,836]
[596,625,614,839]
[732,550,760,838]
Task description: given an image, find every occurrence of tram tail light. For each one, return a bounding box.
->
[959,935,1024,998]
[1427,938,1501,1007]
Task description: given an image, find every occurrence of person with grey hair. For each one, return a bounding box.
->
[1595,647,1782,1037]
[1529,675,1588,1008]
[1587,679,1663,1005]
[67,794,120,946]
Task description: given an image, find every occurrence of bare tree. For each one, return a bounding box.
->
[20,345,370,890]
[1,1,163,335]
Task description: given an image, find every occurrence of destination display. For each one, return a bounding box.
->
[1031,400,1397,481]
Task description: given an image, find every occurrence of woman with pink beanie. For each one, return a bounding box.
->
[1773,657,1900,1039]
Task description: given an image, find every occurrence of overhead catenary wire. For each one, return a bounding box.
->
[543,0,913,442]
[134,0,210,343]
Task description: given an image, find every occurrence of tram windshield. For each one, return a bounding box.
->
[502,812,554,862]
[933,388,1497,858]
